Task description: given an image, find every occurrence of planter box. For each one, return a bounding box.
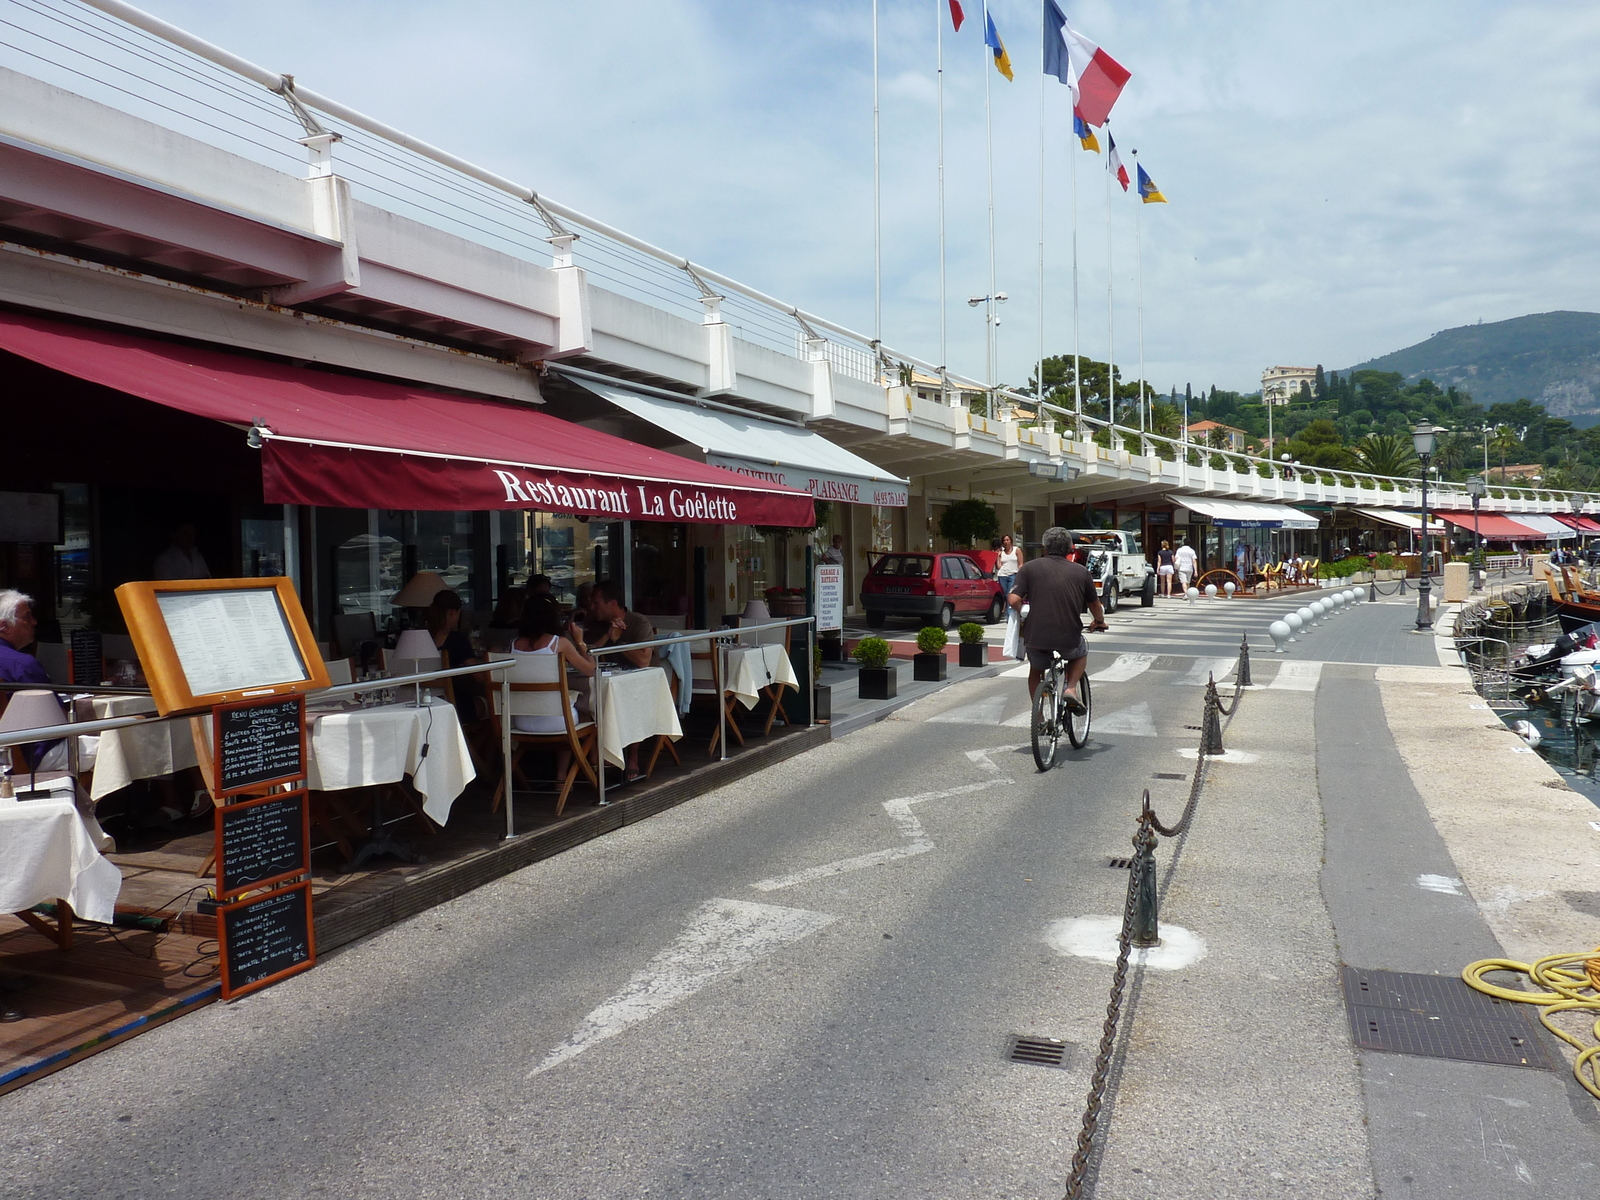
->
[958,641,987,668]
[913,652,947,682]
[813,683,831,721]
[858,666,897,700]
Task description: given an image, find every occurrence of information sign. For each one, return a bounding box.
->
[216,791,309,899]
[815,565,844,633]
[218,882,315,999]
[69,628,102,686]
[213,696,305,796]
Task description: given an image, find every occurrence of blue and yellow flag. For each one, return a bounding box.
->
[984,11,1014,81]
[1137,163,1167,204]
[1073,107,1100,153]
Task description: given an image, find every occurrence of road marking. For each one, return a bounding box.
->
[1268,660,1324,691]
[1176,657,1236,686]
[1090,653,1157,683]
[928,695,1008,725]
[1000,663,1030,677]
[529,898,835,1076]
[1044,915,1207,970]
[1176,747,1259,763]
[1418,874,1464,895]
[1094,701,1158,737]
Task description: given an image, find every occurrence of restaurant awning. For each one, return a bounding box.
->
[576,377,910,507]
[1170,496,1320,530]
[1557,514,1600,533]
[1434,511,1548,540]
[0,309,814,526]
[1352,508,1448,533]
[1513,514,1577,540]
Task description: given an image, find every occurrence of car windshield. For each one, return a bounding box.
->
[872,555,934,577]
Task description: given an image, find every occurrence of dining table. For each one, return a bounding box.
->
[0,792,122,932]
[592,665,682,770]
[87,694,198,801]
[303,696,475,826]
[722,642,801,711]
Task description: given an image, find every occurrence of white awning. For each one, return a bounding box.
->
[1353,508,1448,533]
[578,380,909,507]
[1513,513,1576,540]
[1171,496,1320,530]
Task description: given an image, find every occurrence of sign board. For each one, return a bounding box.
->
[216,790,310,899]
[213,696,305,797]
[707,455,909,508]
[814,565,844,633]
[218,881,315,999]
[69,628,102,686]
[114,577,329,715]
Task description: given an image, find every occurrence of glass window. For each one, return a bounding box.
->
[529,514,618,607]
[414,511,475,608]
[960,558,983,580]
[942,557,963,580]
[52,483,91,635]
[632,521,689,616]
[241,504,286,579]
[334,510,404,615]
[873,555,933,577]
[733,525,778,611]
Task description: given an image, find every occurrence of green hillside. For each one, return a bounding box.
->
[1346,311,1600,425]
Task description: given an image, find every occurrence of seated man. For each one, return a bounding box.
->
[0,590,49,685]
[583,580,655,783]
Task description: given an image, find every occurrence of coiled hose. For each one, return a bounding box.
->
[1463,951,1600,1099]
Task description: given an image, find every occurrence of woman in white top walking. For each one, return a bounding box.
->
[996,533,1025,596]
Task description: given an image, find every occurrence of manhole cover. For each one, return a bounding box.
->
[1340,966,1552,1069]
[1007,1035,1073,1068]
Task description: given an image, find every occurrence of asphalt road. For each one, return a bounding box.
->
[0,594,1555,1199]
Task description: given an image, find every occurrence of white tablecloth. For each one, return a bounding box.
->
[723,644,800,710]
[595,667,682,770]
[89,695,198,801]
[0,798,122,924]
[305,699,474,826]
[660,640,695,714]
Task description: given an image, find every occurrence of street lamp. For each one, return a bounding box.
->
[1466,474,1487,591]
[967,292,1007,405]
[1412,421,1446,630]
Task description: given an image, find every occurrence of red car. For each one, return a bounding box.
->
[860,552,1006,629]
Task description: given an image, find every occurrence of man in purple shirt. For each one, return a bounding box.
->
[0,590,49,685]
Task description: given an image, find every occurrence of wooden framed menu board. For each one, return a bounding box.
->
[217,881,315,999]
[114,577,329,715]
[215,791,311,899]
[213,696,306,797]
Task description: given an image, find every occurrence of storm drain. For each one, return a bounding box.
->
[1152,772,1187,780]
[1106,857,1133,869]
[1007,1035,1073,1069]
[1340,966,1552,1070]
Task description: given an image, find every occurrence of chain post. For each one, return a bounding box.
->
[1201,678,1225,756]
[1236,632,1252,687]
[1132,796,1160,947]
[1368,575,1378,602]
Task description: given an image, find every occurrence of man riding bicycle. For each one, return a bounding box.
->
[1008,526,1108,713]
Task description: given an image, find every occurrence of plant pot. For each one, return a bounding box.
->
[858,665,897,700]
[813,683,831,721]
[913,652,947,682]
[958,642,987,668]
[767,596,806,617]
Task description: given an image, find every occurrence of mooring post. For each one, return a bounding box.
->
[1201,678,1225,756]
[1132,799,1160,947]
[1237,632,1251,687]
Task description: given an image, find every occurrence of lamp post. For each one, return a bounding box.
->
[967,292,1007,410]
[1412,422,1445,630]
[1466,474,1486,591]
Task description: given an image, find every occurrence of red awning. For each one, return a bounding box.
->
[1556,514,1600,533]
[1434,511,1546,540]
[0,309,814,526]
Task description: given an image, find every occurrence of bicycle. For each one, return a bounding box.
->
[1031,651,1093,771]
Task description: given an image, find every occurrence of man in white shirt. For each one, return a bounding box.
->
[820,535,844,566]
[1174,541,1198,592]
[152,522,209,580]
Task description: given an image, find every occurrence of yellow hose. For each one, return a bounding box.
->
[1463,952,1600,1100]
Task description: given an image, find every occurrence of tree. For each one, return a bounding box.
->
[1489,424,1523,478]
[938,498,1000,547]
[1351,433,1420,477]
[1314,364,1327,403]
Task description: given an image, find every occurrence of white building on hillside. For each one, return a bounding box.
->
[1262,365,1317,406]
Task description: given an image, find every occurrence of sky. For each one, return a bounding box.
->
[8,0,1600,396]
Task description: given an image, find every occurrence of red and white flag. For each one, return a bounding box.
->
[1056,15,1130,127]
[1106,132,1130,191]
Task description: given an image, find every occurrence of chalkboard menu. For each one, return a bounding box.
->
[216,791,309,899]
[212,696,305,797]
[69,629,102,686]
[218,882,315,999]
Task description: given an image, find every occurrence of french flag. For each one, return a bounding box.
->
[1106,132,1130,191]
[1044,6,1130,128]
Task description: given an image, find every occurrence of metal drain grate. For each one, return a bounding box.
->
[1340,966,1552,1069]
[1008,1035,1073,1068]
[1107,857,1133,869]
[1152,772,1187,780]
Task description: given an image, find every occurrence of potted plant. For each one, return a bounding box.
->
[854,635,896,699]
[957,622,987,668]
[763,586,806,617]
[914,626,948,681]
[812,641,830,720]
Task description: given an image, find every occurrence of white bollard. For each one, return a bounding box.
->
[1309,600,1327,624]
[1297,605,1317,630]
[1284,612,1303,641]
[1269,619,1291,652]
[1205,584,1218,598]
[1187,586,1199,602]
[1224,581,1236,597]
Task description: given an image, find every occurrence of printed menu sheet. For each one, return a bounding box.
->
[155,587,308,696]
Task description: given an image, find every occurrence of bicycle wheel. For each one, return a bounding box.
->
[1065,672,1092,748]
[1031,671,1061,771]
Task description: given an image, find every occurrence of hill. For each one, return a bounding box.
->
[1345,311,1600,426]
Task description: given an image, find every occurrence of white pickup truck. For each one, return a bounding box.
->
[1069,529,1156,611]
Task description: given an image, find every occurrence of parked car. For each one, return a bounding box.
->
[860,552,1005,629]
[1069,529,1156,611]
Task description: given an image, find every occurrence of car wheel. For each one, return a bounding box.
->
[1140,574,1156,607]
[987,596,1005,624]
[1103,584,1118,614]
[866,611,886,629]
[939,603,955,630]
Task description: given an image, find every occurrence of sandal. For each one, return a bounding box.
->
[1062,691,1086,716]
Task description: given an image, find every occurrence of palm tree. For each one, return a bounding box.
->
[1351,433,1420,478]
[1490,424,1523,481]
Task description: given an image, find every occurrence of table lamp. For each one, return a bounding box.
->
[393,571,448,608]
[741,599,771,623]
[0,689,67,795]
[391,628,441,676]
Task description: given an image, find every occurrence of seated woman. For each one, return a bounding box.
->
[511,597,596,784]
[425,590,483,721]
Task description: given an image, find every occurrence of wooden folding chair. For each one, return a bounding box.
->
[488,653,598,817]
[690,637,744,757]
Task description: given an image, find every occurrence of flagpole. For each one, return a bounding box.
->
[937,0,946,379]
[1105,123,1114,432]
[873,0,882,365]
[1134,149,1145,435]
[984,1,995,396]
[1071,117,1081,429]
[1036,27,1046,428]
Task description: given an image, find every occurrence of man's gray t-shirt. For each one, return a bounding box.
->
[1012,554,1094,650]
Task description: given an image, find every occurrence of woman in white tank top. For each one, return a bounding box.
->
[996,534,1024,595]
[510,598,597,791]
